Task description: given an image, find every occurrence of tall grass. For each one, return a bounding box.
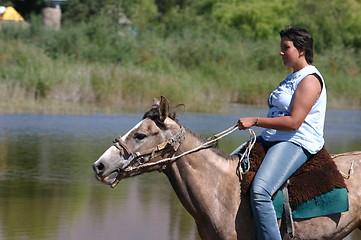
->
[0,17,360,114]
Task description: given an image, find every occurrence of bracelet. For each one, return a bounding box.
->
[255,117,259,126]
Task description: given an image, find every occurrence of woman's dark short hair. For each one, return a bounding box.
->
[280,26,314,64]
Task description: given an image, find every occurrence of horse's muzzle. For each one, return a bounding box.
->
[93,162,120,185]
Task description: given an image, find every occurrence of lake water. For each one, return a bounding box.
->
[0,108,360,240]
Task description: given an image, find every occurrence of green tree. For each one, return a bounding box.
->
[211,0,295,39]
[292,0,361,51]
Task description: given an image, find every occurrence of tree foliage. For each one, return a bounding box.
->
[3,0,361,50]
[207,0,361,50]
[212,0,294,39]
[291,0,361,50]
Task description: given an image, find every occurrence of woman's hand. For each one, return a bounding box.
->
[238,117,258,130]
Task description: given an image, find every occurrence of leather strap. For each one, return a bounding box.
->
[282,181,295,239]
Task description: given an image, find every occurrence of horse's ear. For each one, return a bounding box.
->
[159,96,169,122]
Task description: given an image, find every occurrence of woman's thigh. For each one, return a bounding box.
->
[253,141,311,196]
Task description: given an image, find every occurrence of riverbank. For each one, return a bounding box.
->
[1,23,360,114]
[1,48,360,115]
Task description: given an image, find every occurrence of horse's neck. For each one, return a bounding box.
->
[164,131,242,227]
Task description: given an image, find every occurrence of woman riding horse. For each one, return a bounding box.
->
[237,26,326,240]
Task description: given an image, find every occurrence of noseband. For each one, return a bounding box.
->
[113,126,186,172]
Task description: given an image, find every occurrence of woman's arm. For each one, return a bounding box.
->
[238,75,322,130]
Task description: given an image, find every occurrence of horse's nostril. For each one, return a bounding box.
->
[93,162,105,173]
[97,163,105,171]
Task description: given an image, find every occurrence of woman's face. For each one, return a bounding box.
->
[280,37,304,70]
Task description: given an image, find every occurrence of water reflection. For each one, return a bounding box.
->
[0,109,360,240]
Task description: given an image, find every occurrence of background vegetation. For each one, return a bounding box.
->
[0,0,360,113]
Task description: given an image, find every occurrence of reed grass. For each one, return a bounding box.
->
[0,19,360,114]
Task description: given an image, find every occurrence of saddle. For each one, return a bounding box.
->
[240,141,347,207]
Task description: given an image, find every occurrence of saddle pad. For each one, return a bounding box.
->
[240,142,347,206]
[273,188,349,219]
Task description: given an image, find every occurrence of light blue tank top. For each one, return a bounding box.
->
[261,65,326,154]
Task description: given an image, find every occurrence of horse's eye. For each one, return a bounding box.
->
[134,133,147,140]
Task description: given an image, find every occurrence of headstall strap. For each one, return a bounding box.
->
[113,137,133,157]
[149,126,186,161]
[166,127,185,151]
[114,127,186,170]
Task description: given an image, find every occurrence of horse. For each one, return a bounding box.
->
[92,96,361,239]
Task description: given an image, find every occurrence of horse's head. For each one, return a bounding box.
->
[92,96,185,187]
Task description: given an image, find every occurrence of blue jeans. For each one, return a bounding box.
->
[250,137,312,240]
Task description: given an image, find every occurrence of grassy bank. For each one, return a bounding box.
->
[0,21,360,114]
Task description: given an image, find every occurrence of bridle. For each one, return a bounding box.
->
[113,124,242,171]
[110,123,244,188]
[113,126,186,173]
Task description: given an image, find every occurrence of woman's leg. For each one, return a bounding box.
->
[250,140,311,240]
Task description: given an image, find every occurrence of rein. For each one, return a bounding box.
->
[110,123,257,188]
[115,124,240,174]
[236,128,257,181]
